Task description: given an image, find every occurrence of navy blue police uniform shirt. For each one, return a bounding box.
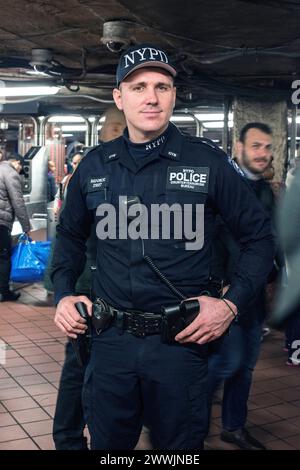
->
[51,123,275,313]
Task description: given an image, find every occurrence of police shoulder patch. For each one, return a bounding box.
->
[167,166,210,193]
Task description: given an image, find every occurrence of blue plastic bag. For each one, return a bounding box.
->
[11,233,51,283]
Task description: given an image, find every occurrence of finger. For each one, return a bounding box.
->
[55,317,77,338]
[62,300,90,324]
[176,322,215,343]
[175,323,197,341]
[177,330,208,344]
[62,311,88,332]
[57,306,87,329]
[58,316,86,337]
[175,317,203,341]
[67,302,88,322]
[54,319,68,336]
[196,333,216,345]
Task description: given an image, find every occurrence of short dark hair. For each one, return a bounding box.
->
[239,122,272,143]
[7,154,23,163]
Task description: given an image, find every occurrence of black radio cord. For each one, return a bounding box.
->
[143,254,186,301]
[127,197,186,301]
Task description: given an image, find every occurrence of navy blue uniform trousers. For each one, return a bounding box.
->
[83,326,208,450]
[53,341,87,450]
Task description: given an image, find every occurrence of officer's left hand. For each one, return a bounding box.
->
[175,295,237,345]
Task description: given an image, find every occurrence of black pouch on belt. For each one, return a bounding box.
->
[92,298,114,333]
[161,299,200,344]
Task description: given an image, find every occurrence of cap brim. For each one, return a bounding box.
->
[120,61,177,84]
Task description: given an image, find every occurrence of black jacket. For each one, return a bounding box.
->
[51,123,275,313]
[212,176,276,323]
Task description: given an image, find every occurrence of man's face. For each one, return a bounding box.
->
[71,155,82,169]
[48,161,56,173]
[113,67,176,142]
[10,160,22,173]
[101,122,125,142]
[238,128,273,175]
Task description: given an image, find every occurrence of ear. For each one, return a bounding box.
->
[113,88,123,111]
[172,86,176,109]
[235,141,243,159]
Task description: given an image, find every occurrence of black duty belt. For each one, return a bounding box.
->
[92,280,222,340]
[114,310,162,337]
[92,298,162,337]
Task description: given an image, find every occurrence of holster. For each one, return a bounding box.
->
[161,299,200,344]
[70,330,91,368]
[161,281,223,344]
[70,302,91,368]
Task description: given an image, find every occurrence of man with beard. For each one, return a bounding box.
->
[208,122,275,450]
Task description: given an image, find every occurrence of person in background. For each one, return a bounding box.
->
[285,157,300,189]
[271,168,300,367]
[52,107,126,450]
[47,160,57,202]
[0,155,31,301]
[66,141,84,162]
[54,153,83,217]
[99,105,126,142]
[208,123,277,450]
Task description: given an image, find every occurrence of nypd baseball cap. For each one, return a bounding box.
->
[116,43,177,87]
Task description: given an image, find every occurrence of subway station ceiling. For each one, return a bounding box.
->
[0,0,299,114]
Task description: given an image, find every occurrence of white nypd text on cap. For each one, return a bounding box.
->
[124,47,169,68]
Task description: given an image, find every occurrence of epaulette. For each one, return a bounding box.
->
[83,143,103,157]
[186,135,245,177]
[186,135,225,153]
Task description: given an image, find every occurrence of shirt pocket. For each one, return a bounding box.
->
[86,190,112,211]
[149,191,207,253]
[163,190,207,206]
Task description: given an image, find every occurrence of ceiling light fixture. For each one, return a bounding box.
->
[0,86,60,97]
[48,116,85,123]
[0,119,9,130]
[61,125,103,132]
[195,113,233,121]
[61,125,87,132]
[203,121,233,129]
[170,116,195,122]
[101,20,132,53]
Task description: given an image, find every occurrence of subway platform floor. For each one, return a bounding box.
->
[0,283,300,451]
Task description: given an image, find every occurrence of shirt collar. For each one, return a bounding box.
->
[159,122,183,161]
[102,122,184,172]
[240,165,262,181]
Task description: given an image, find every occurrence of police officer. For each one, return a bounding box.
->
[52,43,275,450]
[52,108,126,450]
[208,123,278,450]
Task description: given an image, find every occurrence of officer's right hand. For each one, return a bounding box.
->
[175,295,237,345]
[54,295,93,339]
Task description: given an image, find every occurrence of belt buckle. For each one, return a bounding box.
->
[128,311,145,338]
